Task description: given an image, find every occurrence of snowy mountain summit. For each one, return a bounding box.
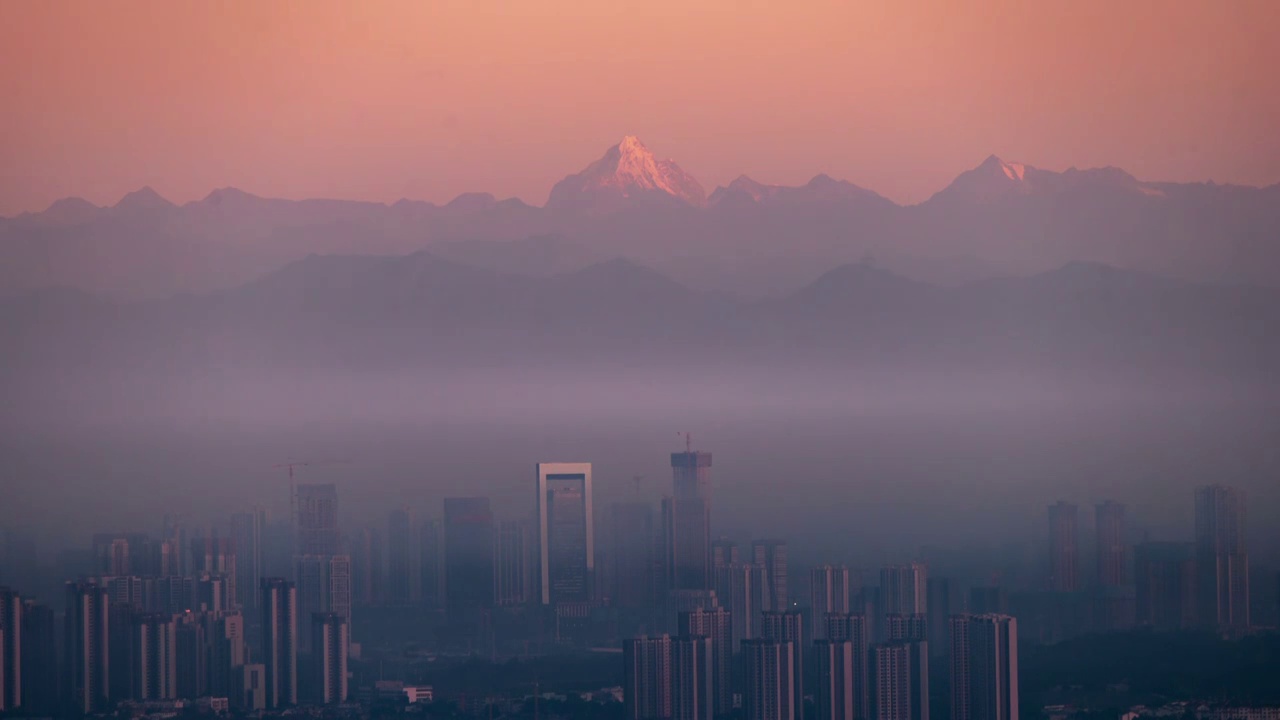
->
[546,135,707,211]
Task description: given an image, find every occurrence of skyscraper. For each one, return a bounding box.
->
[753,540,789,612]
[1047,502,1079,593]
[880,564,928,615]
[967,588,1007,616]
[1194,485,1249,630]
[231,509,266,611]
[744,639,797,720]
[762,611,806,720]
[815,639,858,720]
[672,635,715,720]
[624,635,673,720]
[496,519,532,606]
[925,578,955,659]
[611,503,661,610]
[715,562,766,649]
[260,578,297,709]
[886,614,928,642]
[824,613,870,720]
[443,497,496,614]
[679,607,733,716]
[135,613,177,700]
[64,582,110,713]
[387,509,423,605]
[870,641,928,720]
[0,587,19,711]
[811,566,852,640]
[667,450,713,591]
[20,601,56,715]
[1095,501,1126,588]
[350,527,383,607]
[1133,542,1194,632]
[295,484,340,557]
[536,463,594,605]
[711,539,740,569]
[310,613,349,704]
[191,536,238,610]
[949,615,1018,720]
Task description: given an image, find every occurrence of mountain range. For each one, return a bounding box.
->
[7,251,1277,389]
[3,136,1278,300]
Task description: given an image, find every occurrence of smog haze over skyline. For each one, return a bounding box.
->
[1,4,1280,716]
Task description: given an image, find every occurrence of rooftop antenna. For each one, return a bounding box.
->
[678,431,692,454]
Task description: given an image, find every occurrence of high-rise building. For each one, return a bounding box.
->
[295,484,340,557]
[925,578,954,659]
[715,562,766,649]
[206,612,246,698]
[623,635,673,720]
[949,615,1018,720]
[192,536,238,610]
[611,503,661,610]
[711,539,740,569]
[1095,502,1126,588]
[350,527,383,607]
[824,613,870,720]
[231,509,267,610]
[1133,542,1194,631]
[443,497,496,614]
[295,554,350,651]
[536,463,594,605]
[967,587,1007,616]
[672,634,715,720]
[679,608,733,716]
[497,520,532,606]
[235,663,266,711]
[880,565,927,616]
[815,639,858,720]
[0,587,20,711]
[667,450,713,591]
[1048,502,1079,593]
[420,518,443,609]
[21,601,57,715]
[175,612,208,699]
[811,566,852,640]
[135,613,177,700]
[310,613,349,704]
[64,582,110,713]
[260,578,297,709]
[107,602,136,703]
[753,540,789,612]
[387,509,423,605]
[762,611,806,720]
[1194,485,1249,630]
[870,641,928,720]
[163,515,189,577]
[744,639,796,720]
[887,614,928,642]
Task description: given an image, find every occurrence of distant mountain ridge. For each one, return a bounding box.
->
[6,253,1277,384]
[3,136,1279,299]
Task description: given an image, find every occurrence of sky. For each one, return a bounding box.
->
[1,0,1278,216]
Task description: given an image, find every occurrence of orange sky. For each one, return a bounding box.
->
[2,0,1277,215]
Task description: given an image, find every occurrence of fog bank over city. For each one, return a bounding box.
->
[4,364,1277,569]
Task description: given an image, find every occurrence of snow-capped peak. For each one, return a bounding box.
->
[546,136,706,211]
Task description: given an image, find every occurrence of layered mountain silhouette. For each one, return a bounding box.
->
[6,252,1277,388]
[2,137,1278,300]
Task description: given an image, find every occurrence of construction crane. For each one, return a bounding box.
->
[631,474,645,497]
[272,459,350,533]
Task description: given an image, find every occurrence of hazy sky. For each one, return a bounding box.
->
[2,0,1277,215]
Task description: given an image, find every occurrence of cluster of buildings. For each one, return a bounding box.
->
[0,441,1266,718]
